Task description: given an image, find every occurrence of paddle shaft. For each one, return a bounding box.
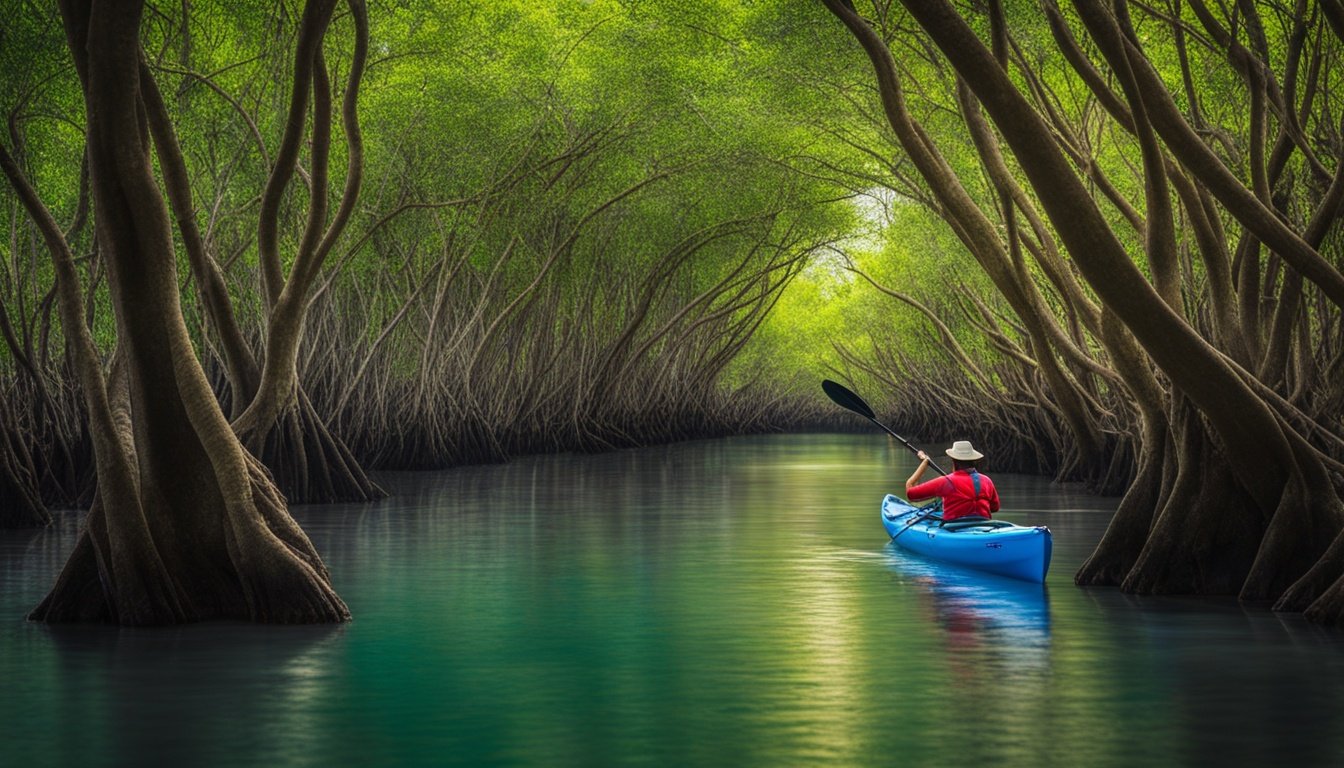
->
[890,504,942,542]
[821,379,949,477]
[821,379,951,539]
[878,423,949,478]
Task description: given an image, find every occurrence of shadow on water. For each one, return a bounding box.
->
[26,622,345,766]
[1070,586,1344,767]
[1191,622,1344,766]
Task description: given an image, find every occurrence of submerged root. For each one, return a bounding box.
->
[28,533,111,622]
[224,455,350,622]
[1303,572,1344,626]
[29,499,187,625]
[1242,479,1344,602]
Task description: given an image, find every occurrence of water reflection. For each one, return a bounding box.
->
[29,623,344,766]
[4,435,1344,766]
[1069,587,1344,766]
[886,545,1050,649]
[883,544,1051,699]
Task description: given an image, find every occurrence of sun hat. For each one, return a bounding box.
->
[945,440,984,461]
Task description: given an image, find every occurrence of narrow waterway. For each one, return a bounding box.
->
[2,434,1343,766]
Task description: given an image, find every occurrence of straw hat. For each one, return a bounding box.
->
[945,440,984,461]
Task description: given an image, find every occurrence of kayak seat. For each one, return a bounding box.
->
[941,518,1016,531]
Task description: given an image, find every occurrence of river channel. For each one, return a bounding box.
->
[2,434,1343,766]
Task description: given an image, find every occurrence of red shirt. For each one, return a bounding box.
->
[907,469,1000,521]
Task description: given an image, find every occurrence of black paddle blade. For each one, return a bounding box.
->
[821,379,876,420]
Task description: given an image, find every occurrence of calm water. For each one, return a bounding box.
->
[3,434,1344,767]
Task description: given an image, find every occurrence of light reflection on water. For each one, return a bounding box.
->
[2,433,1344,766]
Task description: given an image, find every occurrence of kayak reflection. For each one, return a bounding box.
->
[885,543,1051,664]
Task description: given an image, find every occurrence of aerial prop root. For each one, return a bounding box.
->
[1074,434,1165,587]
[238,389,384,505]
[1267,485,1344,619]
[1118,424,1262,596]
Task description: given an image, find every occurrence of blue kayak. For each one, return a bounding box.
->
[881,494,1052,583]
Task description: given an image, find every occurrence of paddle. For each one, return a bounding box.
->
[820,379,948,477]
[821,379,948,540]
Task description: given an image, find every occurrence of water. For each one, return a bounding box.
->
[3,434,1344,766]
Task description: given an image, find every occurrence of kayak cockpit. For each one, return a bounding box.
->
[939,518,1018,531]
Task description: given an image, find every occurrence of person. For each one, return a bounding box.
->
[904,440,1000,523]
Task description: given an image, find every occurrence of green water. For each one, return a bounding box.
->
[3,434,1344,766]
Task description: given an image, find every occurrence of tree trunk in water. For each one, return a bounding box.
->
[1279,526,1344,624]
[30,0,348,625]
[1119,399,1266,594]
[1075,417,1168,586]
[1243,431,1344,603]
[1075,307,1172,584]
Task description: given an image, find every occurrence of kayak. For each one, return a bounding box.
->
[881,494,1052,583]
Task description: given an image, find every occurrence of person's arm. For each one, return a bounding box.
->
[905,450,931,492]
[988,481,1000,514]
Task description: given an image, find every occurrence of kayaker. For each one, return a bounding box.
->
[903,440,1000,523]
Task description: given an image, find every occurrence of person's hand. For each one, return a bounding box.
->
[916,450,929,463]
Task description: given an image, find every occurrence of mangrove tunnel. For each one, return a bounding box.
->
[4,0,1344,625]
